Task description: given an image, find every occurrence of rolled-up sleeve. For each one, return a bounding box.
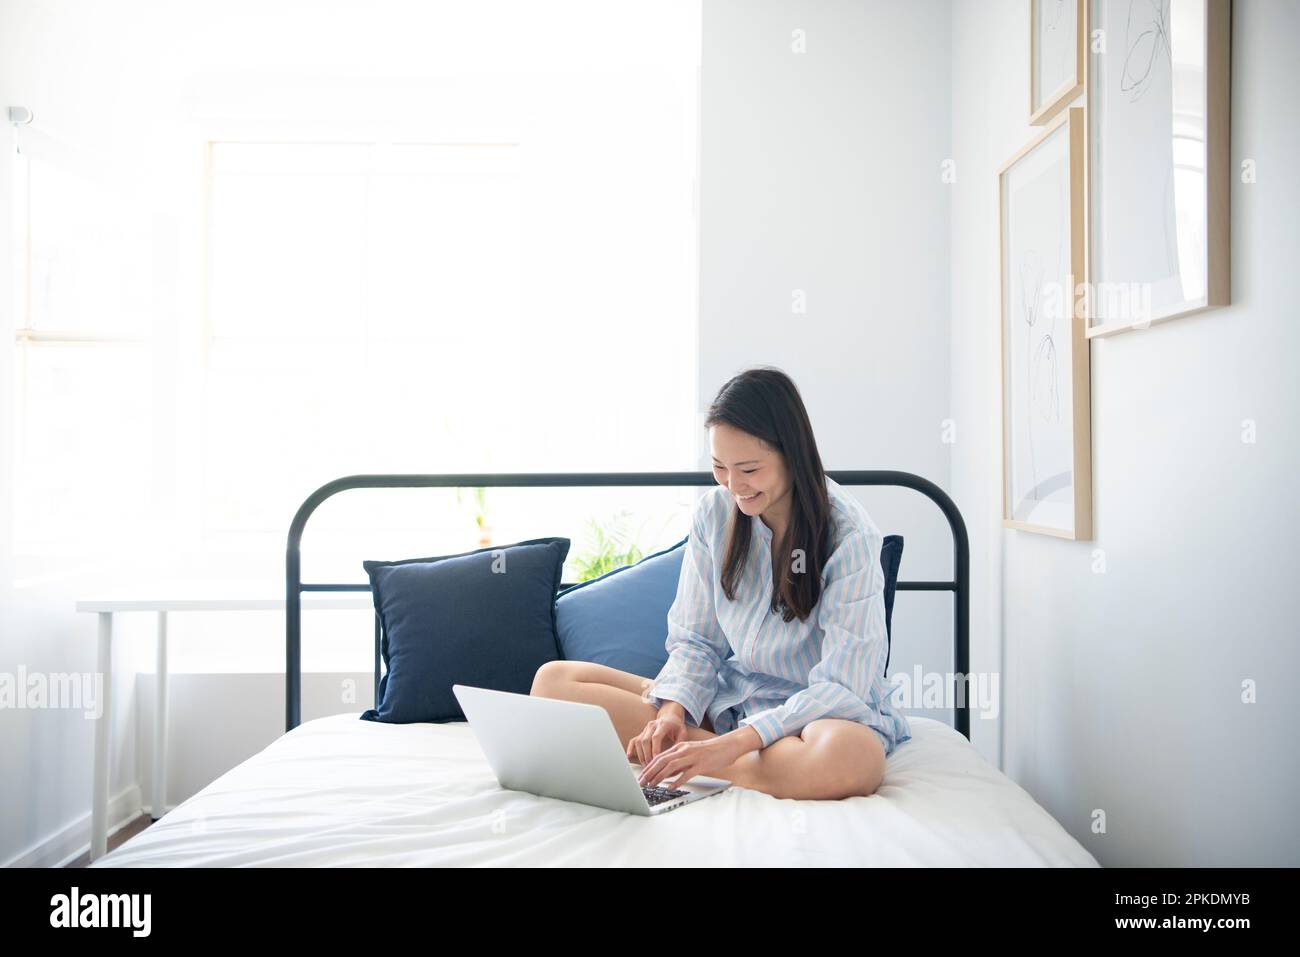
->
[645,502,727,728]
[737,527,888,748]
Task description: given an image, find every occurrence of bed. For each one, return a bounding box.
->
[90,469,1099,867]
[89,709,1096,866]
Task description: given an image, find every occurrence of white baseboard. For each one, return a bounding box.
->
[5,783,144,868]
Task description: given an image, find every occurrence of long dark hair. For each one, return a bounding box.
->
[705,367,832,622]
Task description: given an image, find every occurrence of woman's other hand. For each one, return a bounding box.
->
[637,734,747,792]
[627,709,688,768]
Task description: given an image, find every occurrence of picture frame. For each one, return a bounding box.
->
[1085,0,1231,337]
[1029,0,1085,125]
[999,107,1093,540]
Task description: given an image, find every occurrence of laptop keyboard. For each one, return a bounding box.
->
[642,785,689,806]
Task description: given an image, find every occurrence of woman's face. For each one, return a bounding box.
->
[709,423,790,520]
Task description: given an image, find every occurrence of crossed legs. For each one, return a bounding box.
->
[529,660,885,800]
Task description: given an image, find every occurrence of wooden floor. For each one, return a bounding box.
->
[64,814,154,867]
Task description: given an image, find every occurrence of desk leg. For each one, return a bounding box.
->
[152,610,168,820]
[90,612,113,861]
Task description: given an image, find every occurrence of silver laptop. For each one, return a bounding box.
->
[452,684,732,816]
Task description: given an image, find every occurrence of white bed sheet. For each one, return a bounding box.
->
[90,712,1099,867]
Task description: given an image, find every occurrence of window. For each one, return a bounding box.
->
[10,135,159,560]
[203,142,526,541]
[9,2,703,621]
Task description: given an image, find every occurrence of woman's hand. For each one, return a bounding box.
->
[627,712,688,767]
[637,733,747,792]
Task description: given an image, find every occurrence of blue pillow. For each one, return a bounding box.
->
[554,537,687,679]
[881,534,904,676]
[360,536,570,724]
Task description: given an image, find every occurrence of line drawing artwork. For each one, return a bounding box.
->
[1043,0,1070,86]
[1120,0,1170,101]
[1019,250,1045,496]
[1018,233,1064,504]
[1009,135,1073,523]
[1035,0,1075,105]
[1094,0,1208,324]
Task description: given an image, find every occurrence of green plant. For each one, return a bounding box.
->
[455,486,490,528]
[570,511,645,582]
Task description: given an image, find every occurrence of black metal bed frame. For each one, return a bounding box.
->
[285,470,971,738]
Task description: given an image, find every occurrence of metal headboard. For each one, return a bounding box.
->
[285,470,971,737]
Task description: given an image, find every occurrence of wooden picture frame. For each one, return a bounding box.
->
[1085,0,1231,338]
[1029,0,1085,125]
[999,107,1093,540]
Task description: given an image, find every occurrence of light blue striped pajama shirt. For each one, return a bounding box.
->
[646,474,911,757]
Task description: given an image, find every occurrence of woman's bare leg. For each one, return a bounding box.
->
[529,659,728,751]
[530,661,885,798]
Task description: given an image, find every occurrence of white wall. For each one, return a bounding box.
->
[698,0,963,742]
[950,0,1299,865]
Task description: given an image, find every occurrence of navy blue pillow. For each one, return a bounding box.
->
[880,534,904,676]
[360,536,570,724]
[554,537,687,678]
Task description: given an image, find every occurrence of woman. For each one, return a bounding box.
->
[531,367,910,800]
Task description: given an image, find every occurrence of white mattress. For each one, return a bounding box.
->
[90,711,1098,867]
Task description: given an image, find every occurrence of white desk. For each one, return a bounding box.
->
[76,593,373,862]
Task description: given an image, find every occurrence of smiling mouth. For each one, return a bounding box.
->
[736,492,761,501]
